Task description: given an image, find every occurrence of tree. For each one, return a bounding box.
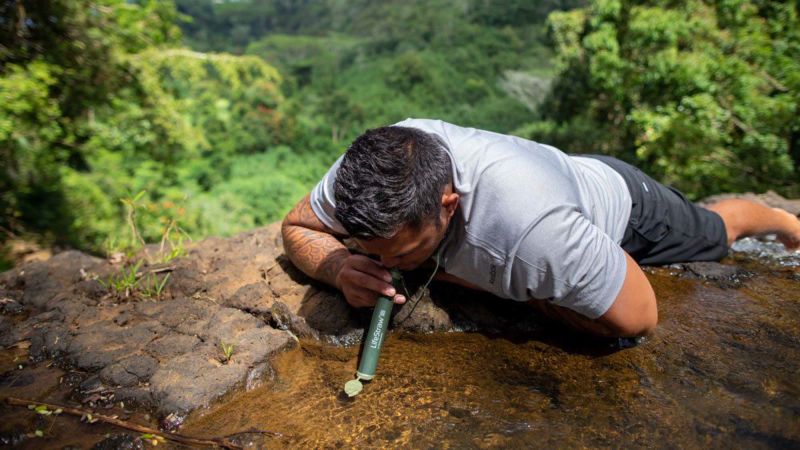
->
[0,0,181,239]
[520,0,800,198]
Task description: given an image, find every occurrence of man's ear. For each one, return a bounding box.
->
[441,191,459,219]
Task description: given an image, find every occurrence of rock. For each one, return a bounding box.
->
[166,260,206,298]
[91,433,144,450]
[146,334,202,360]
[148,326,295,416]
[74,279,107,300]
[0,430,27,447]
[392,288,454,333]
[159,411,186,432]
[149,352,247,415]
[66,322,147,371]
[271,300,319,339]
[99,354,158,387]
[121,354,159,380]
[19,251,103,309]
[0,298,23,315]
[232,327,294,366]
[297,290,356,335]
[225,282,274,318]
[0,316,19,347]
[78,375,107,394]
[28,324,70,362]
[677,261,751,288]
[99,363,140,388]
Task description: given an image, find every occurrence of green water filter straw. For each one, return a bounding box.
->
[344,269,402,397]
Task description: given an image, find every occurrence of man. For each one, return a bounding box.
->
[282,119,800,337]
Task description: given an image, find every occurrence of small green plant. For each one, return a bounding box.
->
[158,220,190,263]
[140,433,166,446]
[99,260,142,297]
[220,342,234,363]
[81,413,98,424]
[112,192,191,264]
[121,190,148,251]
[140,273,170,299]
[27,404,62,416]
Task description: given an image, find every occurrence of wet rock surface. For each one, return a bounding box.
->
[0,224,306,421]
[0,228,492,419]
[91,433,144,450]
[0,193,798,446]
[0,222,555,423]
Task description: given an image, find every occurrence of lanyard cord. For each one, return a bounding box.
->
[395,247,441,325]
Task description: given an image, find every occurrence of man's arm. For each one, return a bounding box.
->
[596,251,657,336]
[281,194,350,287]
[528,252,657,337]
[281,194,402,307]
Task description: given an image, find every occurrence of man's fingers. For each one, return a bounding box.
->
[347,269,395,297]
[348,255,392,282]
[338,254,403,308]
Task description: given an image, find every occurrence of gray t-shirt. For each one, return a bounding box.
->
[310,118,632,318]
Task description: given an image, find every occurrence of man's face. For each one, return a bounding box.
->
[355,188,459,271]
[356,218,447,271]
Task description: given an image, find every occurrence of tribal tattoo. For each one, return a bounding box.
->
[281,195,350,287]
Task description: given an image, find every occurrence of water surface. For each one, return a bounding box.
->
[183,262,800,448]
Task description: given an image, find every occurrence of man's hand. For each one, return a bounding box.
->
[335,254,406,308]
[282,194,406,308]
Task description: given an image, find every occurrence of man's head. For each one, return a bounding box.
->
[334,125,458,269]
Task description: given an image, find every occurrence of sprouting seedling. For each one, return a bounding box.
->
[120,190,149,258]
[99,260,143,297]
[140,273,170,299]
[28,404,62,416]
[158,219,190,263]
[141,433,166,446]
[220,342,234,363]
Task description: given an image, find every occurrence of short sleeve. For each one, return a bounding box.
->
[309,154,348,235]
[508,205,627,319]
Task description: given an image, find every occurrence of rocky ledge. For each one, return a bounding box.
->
[0,193,798,426]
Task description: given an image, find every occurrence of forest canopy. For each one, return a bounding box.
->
[1,0,798,267]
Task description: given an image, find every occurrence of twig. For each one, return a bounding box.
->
[148,265,175,274]
[4,397,282,448]
[158,219,176,257]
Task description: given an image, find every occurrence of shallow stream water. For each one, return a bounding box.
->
[181,249,800,448]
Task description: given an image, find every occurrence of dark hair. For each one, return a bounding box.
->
[334,126,452,239]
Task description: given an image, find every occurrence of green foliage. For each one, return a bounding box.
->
[220,341,234,363]
[1,0,181,245]
[523,0,800,198]
[10,0,799,262]
[100,261,143,296]
[238,0,558,146]
[140,273,171,299]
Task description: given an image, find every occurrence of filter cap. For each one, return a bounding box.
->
[344,378,363,397]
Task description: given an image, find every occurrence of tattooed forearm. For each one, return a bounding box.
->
[281,195,350,288]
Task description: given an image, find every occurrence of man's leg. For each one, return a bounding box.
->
[704,199,800,250]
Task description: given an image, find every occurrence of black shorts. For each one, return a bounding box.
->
[583,155,729,265]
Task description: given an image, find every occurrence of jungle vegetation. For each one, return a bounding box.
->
[1,0,798,268]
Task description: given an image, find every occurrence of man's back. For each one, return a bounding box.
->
[311,118,634,318]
